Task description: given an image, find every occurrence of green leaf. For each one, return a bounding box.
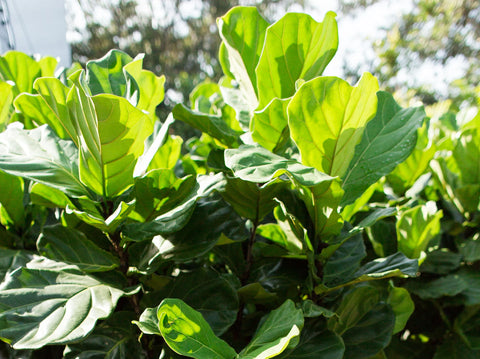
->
[218,6,269,110]
[328,286,384,335]
[342,303,395,359]
[148,268,239,336]
[123,55,165,119]
[123,173,226,240]
[78,92,153,198]
[354,252,419,280]
[0,81,13,132]
[277,320,344,359]
[459,238,480,263]
[129,196,246,270]
[225,145,334,186]
[0,51,41,96]
[157,298,237,359]
[420,250,462,274]
[172,104,241,147]
[0,171,24,227]
[237,283,277,304]
[433,336,480,359]
[387,286,414,334]
[323,231,366,287]
[134,114,175,176]
[251,98,290,152]
[30,183,74,208]
[0,124,88,197]
[37,225,119,272]
[67,200,134,233]
[131,169,196,222]
[38,56,58,77]
[287,73,379,177]
[257,223,303,254]
[300,300,336,318]
[341,91,425,206]
[0,261,124,349]
[85,49,133,96]
[0,249,32,283]
[256,11,338,109]
[64,311,145,359]
[134,307,161,336]
[14,78,77,141]
[406,273,469,299]
[396,201,443,259]
[239,299,304,358]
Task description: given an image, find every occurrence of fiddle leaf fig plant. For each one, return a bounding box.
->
[0,5,477,359]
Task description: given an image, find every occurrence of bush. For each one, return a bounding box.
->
[0,6,478,359]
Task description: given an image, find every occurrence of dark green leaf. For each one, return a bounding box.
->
[342,92,425,206]
[37,225,119,272]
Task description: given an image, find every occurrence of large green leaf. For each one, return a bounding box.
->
[0,171,24,227]
[64,312,145,359]
[0,261,124,349]
[239,299,304,358]
[156,298,237,359]
[148,268,239,336]
[341,91,425,206]
[396,201,443,259]
[433,336,480,359]
[14,78,76,142]
[0,51,41,96]
[172,104,241,147]
[217,6,269,110]
[288,73,378,177]
[251,98,290,152]
[255,11,338,109]
[0,124,88,197]
[85,49,133,97]
[37,225,119,272]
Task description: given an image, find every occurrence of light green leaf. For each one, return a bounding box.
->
[251,98,290,152]
[341,91,425,206]
[396,201,443,259]
[85,49,133,96]
[157,298,237,359]
[38,56,58,77]
[0,124,87,197]
[65,312,145,359]
[0,171,24,227]
[0,51,41,96]
[239,299,304,359]
[288,73,379,177]
[257,223,303,254]
[172,104,241,147]
[14,78,76,142]
[387,286,414,334]
[134,307,161,336]
[0,261,124,349]
[37,225,119,272]
[217,6,269,110]
[256,11,338,109]
[123,55,165,119]
[0,81,13,131]
[453,128,480,185]
[30,183,74,208]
